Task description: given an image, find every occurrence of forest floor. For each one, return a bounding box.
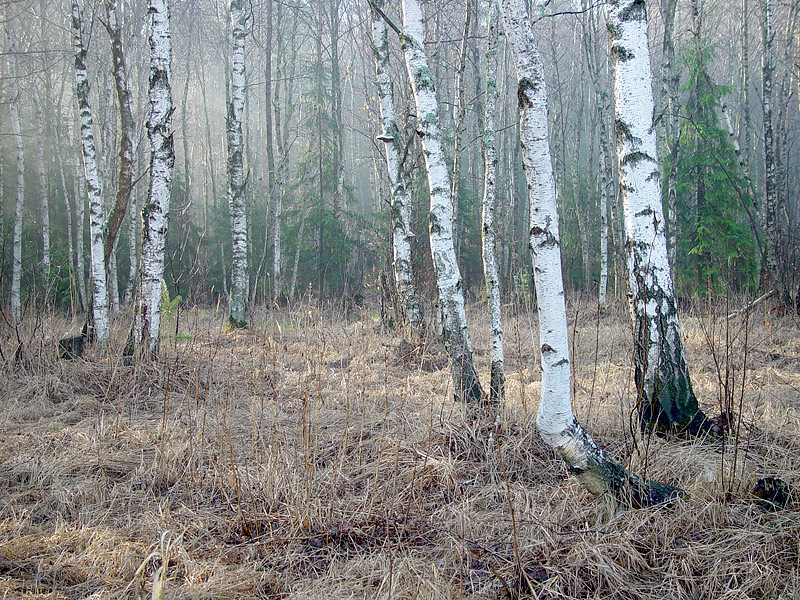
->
[0,297,799,599]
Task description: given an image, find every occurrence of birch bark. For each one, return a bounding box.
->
[761,0,778,286]
[372,0,425,337]
[608,0,706,433]
[227,0,248,328]
[482,0,504,403]
[7,34,24,322]
[72,0,110,341]
[500,0,679,505]
[135,0,174,356]
[402,0,485,406]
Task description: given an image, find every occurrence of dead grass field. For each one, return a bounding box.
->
[1,297,799,599]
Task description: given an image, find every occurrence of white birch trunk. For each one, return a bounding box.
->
[402,0,485,406]
[35,100,51,276]
[482,0,504,403]
[7,35,24,323]
[289,203,308,300]
[372,0,425,337]
[73,0,109,342]
[227,0,248,328]
[135,0,174,356]
[500,0,679,505]
[608,0,705,432]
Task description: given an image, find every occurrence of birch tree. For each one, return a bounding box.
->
[73,0,110,342]
[227,0,248,328]
[761,0,779,288]
[500,0,678,505]
[608,0,707,433]
[402,0,486,407]
[103,0,136,280]
[482,0,504,403]
[134,0,173,356]
[7,32,24,322]
[372,0,425,338]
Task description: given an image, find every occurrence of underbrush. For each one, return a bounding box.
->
[0,298,798,599]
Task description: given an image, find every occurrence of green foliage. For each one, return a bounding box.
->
[672,45,757,294]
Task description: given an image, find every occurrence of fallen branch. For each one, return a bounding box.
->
[727,289,777,320]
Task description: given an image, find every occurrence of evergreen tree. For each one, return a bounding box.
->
[672,47,757,294]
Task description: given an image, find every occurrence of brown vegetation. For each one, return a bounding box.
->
[1,298,798,599]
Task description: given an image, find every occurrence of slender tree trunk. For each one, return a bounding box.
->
[272,5,286,303]
[7,33,25,322]
[263,0,278,303]
[402,0,485,407]
[289,203,309,300]
[608,0,706,433]
[104,0,135,275]
[660,0,679,272]
[500,0,680,506]
[75,144,88,311]
[450,0,472,259]
[35,100,51,279]
[482,0,504,404]
[73,0,109,342]
[372,0,425,338]
[53,116,78,309]
[761,0,778,288]
[135,0,174,356]
[199,56,227,297]
[227,0,248,328]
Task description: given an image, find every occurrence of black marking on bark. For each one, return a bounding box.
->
[621,150,653,167]
[517,77,538,109]
[619,0,646,22]
[541,343,555,354]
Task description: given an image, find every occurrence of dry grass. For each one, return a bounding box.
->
[0,297,798,599]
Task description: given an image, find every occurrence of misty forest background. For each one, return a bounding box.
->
[1,0,799,319]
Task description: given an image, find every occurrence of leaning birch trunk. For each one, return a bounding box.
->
[372,0,425,338]
[226,0,248,329]
[7,34,24,323]
[402,0,485,406]
[500,0,679,505]
[104,0,136,275]
[73,0,109,342]
[135,0,173,356]
[482,0,505,404]
[608,0,706,433]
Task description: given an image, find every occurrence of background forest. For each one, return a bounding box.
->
[1,0,798,317]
